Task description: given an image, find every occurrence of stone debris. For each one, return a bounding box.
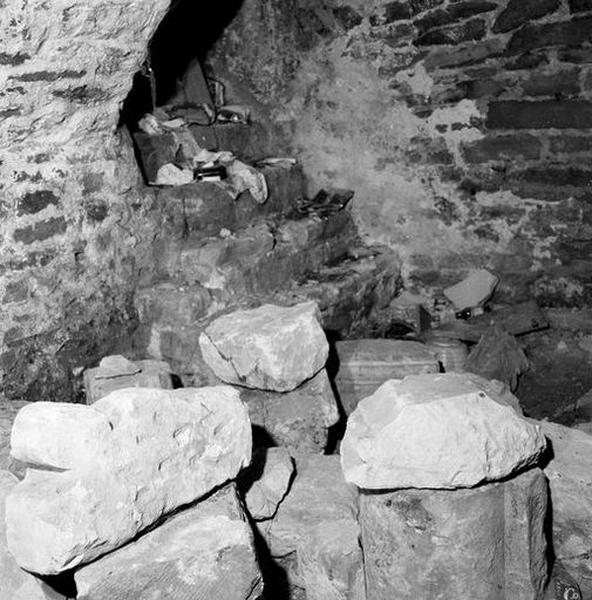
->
[240,447,294,521]
[259,454,362,600]
[537,420,592,598]
[0,400,29,479]
[83,356,173,403]
[464,325,529,390]
[75,483,263,600]
[360,468,548,600]
[200,301,329,392]
[443,268,499,310]
[241,368,339,453]
[6,386,251,575]
[341,372,546,490]
[0,470,66,600]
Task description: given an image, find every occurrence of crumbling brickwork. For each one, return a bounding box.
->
[210,0,592,306]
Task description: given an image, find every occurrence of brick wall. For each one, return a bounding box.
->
[209,0,592,306]
[0,0,169,399]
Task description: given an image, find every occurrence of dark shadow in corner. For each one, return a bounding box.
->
[119,0,244,130]
[324,329,347,455]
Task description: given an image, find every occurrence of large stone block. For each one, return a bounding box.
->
[83,355,173,403]
[260,454,362,600]
[537,420,592,598]
[241,369,339,453]
[493,0,560,33]
[199,301,329,392]
[1,471,66,600]
[487,100,592,130]
[341,373,546,490]
[360,468,548,599]
[6,386,251,575]
[75,483,263,600]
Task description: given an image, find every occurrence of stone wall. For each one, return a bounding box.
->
[0,0,169,399]
[208,0,592,306]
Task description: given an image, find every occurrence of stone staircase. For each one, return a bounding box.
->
[133,157,402,386]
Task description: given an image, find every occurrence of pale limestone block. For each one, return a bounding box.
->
[199,301,328,392]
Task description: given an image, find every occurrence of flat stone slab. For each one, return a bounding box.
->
[6,386,251,575]
[259,454,362,600]
[341,373,546,490]
[241,368,339,453]
[538,420,592,598]
[83,356,173,403]
[75,483,263,600]
[199,301,329,392]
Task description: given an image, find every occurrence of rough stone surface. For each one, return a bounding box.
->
[241,368,339,453]
[6,386,251,575]
[208,0,592,306]
[240,447,294,521]
[341,373,546,490]
[75,483,263,600]
[83,357,173,403]
[259,454,362,600]
[1,470,66,600]
[538,420,592,597]
[360,468,548,599]
[0,400,29,478]
[199,301,329,392]
[334,339,439,416]
[0,0,173,399]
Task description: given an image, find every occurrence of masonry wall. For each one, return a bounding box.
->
[209,0,592,306]
[0,0,169,399]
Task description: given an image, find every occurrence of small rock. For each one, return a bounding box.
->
[95,355,141,378]
[155,162,194,186]
[444,268,499,310]
[240,447,294,521]
[341,373,546,490]
[83,358,173,403]
[6,386,251,575]
[199,301,329,392]
[241,368,339,453]
[75,483,263,600]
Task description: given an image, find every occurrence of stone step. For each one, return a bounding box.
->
[153,161,306,239]
[134,245,402,386]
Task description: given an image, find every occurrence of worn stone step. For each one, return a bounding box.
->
[156,209,357,292]
[136,246,402,386]
[153,161,306,239]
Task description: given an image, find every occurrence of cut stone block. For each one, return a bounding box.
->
[537,420,592,598]
[83,356,173,403]
[1,471,66,600]
[199,301,329,392]
[75,483,263,600]
[333,339,439,415]
[241,369,339,453]
[360,468,548,600]
[444,268,499,310]
[6,386,251,575]
[341,373,546,490]
[259,454,362,600]
[240,447,294,521]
